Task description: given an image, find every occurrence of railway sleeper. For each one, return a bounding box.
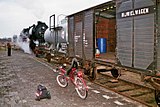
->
[118,87,140,92]
[130,91,154,97]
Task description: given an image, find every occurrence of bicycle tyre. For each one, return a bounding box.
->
[56,74,68,88]
[75,77,88,99]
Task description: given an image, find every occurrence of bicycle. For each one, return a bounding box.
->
[56,63,88,99]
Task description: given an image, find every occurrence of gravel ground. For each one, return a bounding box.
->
[0,50,57,107]
[0,50,147,107]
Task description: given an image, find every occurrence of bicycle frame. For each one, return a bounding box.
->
[58,66,88,91]
[56,64,88,99]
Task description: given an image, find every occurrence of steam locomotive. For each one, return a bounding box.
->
[19,15,67,57]
[19,21,48,53]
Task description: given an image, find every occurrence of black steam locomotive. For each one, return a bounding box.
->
[19,21,48,54]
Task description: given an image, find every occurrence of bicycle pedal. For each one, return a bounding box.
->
[66,76,70,80]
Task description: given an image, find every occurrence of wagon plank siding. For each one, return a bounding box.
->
[73,14,83,58]
[116,0,133,67]
[68,17,75,57]
[157,1,160,70]
[116,0,156,70]
[83,10,94,60]
[134,14,154,69]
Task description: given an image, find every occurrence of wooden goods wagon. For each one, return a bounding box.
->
[67,0,160,76]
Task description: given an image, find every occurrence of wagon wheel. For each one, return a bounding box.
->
[46,53,51,62]
[65,57,73,64]
[59,57,66,64]
[84,61,97,81]
[88,67,97,81]
[110,68,120,78]
[155,90,160,106]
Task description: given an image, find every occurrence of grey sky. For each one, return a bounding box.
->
[0,0,110,38]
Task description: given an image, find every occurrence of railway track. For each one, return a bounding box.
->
[36,57,158,107]
[91,72,157,107]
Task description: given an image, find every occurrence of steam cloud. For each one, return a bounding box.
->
[16,38,32,54]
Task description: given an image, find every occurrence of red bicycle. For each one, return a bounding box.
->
[56,58,88,99]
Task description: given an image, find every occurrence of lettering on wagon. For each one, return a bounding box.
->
[118,5,156,18]
[121,8,149,18]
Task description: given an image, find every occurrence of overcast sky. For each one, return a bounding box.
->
[0,0,110,38]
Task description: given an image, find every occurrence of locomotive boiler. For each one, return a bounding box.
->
[44,16,68,54]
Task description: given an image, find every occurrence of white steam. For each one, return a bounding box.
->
[16,37,32,54]
[18,42,32,54]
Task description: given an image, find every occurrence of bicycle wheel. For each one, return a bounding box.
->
[56,74,68,88]
[75,77,88,99]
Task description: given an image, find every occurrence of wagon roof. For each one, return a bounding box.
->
[67,0,115,17]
